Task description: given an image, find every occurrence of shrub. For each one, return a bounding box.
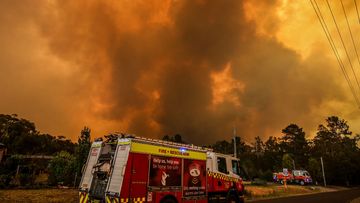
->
[48,151,76,186]
[260,170,274,182]
[19,173,36,186]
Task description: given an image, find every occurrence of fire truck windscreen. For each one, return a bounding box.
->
[232,160,241,175]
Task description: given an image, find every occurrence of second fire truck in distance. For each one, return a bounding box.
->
[79,134,245,203]
[274,169,312,185]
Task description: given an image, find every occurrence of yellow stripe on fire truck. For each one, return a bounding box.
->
[207,171,240,182]
[131,142,206,160]
[119,197,145,203]
[106,195,120,203]
[79,192,89,203]
[118,138,131,145]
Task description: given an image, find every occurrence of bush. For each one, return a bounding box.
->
[48,151,76,186]
[260,170,274,182]
[251,178,267,185]
[19,173,36,186]
[0,156,20,188]
[0,174,12,188]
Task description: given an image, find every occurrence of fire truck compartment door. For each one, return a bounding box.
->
[129,153,149,198]
[79,142,102,189]
[106,143,130,193]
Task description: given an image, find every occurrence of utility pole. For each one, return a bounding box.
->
[320,157,327,187]
[292,159,296,170]
[73,172,78,188]
[233,127,237,158]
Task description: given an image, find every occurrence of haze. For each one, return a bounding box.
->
[1,0,360,144]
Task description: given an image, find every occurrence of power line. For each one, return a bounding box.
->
[311,0,360,105]
[340,0,360,70]
[310,0,360,106]
[326,0,360,95]
[355,0,360,24]
[313,0,357,101]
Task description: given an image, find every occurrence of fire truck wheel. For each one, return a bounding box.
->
[160,195,178,203]
[227,190,242,203]
[300,180,305,186]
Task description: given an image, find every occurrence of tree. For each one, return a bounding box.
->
[174,134,183,143]
[254,136,264,156]
[263,136,282,171]
[75,127,91,175]
[307,157,321,184]
[0,114,76,155]
[0,114,37,154]
[240,158,257,180]
[212,140,233,154]
[282,154,293,169]
[280,124,309,168]
[161,134,186,143]
[312,116,359,185]
[313,116,351,158]
[162,135,171,141]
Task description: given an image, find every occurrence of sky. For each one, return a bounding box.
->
[1,0,360,144]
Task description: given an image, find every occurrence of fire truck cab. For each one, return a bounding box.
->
[79,135,244,203]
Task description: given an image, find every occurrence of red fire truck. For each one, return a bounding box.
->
[274,169,312,186]
[79,135,244,203]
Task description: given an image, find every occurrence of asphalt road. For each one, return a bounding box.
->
[251,188,360,203]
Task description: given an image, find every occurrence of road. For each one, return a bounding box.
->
[251,188,360,203]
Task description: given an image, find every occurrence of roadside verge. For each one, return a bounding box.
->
[244,182,347,202]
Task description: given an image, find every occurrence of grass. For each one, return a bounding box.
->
[0,184,344,202]
[0,188,78,203]
[244,182,343,201]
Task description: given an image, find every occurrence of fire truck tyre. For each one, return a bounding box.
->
[227,190,242,203]
[160,196,178,203]
[300,180,305,186]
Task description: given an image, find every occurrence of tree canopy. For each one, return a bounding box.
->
[211,116,360,185]
[1,114,360,186]
[0,114,75,155]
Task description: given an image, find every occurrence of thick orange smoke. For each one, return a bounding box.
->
[0,0,358,144]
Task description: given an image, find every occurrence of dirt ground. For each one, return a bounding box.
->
[0,188,78,203]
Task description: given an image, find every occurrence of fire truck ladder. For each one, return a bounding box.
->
[79,141,103,192]
[105,138,131,200]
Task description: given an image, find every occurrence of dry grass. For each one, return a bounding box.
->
[351,197,360,203]
[0,188,78,203]
[0,185,344,202]
[244,184,342,201]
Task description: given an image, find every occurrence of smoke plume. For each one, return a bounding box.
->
[0,0,355,144]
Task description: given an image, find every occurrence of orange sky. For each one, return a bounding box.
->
[0,0,359,144]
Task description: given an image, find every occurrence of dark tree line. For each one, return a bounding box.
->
[0,114,90,187]
[1,114,359,187]
[211,116,360,186]
[0,114,76,155]
[162,134,186,143]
